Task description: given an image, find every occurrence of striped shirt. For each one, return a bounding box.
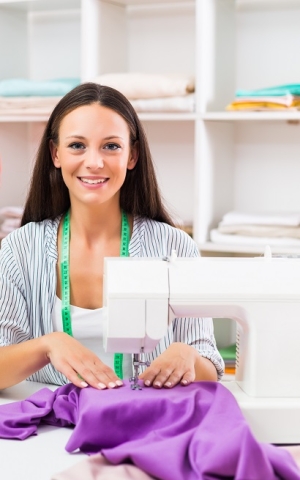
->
[0,216,224,385]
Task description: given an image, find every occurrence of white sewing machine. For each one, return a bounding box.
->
[103,249,300,444]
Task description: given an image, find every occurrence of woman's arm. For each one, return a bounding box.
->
[0,339,49,389]
[0,332,123,390]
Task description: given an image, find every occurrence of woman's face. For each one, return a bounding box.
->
[50,103,138,210]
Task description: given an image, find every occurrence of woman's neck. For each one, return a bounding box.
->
[68,204,123,246]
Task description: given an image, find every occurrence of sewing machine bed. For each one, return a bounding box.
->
[223,380,300,443]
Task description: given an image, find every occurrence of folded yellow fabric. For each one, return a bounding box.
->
[226,95,300,111]
[226,102,300,111]
[93,72,195,99]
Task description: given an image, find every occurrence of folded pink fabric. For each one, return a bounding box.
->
[52,454,155,480]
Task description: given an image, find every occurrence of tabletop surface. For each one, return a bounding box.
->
[0,381,86,480]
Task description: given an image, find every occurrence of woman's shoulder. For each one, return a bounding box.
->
[2,217,60,259]
[132,216,199,258]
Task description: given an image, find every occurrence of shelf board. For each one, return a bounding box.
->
[0,111,50,122]
[138,112,196,122]
[0,0,80,12]
[236,0,300,11]
[199,242,300,256]
[107,0,193,7]
[0,108,197,123]
[202,111,300,122]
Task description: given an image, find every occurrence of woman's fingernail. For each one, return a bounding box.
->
[108,382,116,388]
[154,381,162,388]
[98,382,106,389]
[165,381,172,387]
[181,379,188,385]
[144,380,151,386]
[81,381,88,388]
[115,380,123,386]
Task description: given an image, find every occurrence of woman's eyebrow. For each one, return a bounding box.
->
[65,135,124,140]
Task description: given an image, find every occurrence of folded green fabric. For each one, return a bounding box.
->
[0,78,81,97]
[236,84,300,98]
[218,343,236,360]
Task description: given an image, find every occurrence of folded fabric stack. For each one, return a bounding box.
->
[226,84,300,111]
[218,343,236,375]
[93,72,195,113]
[0,206,23,240]
[0,78,81,115]
[210,211,300,247]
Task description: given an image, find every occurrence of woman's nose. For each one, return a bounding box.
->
[85,150,104,169]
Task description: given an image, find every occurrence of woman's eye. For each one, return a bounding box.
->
[104,143,120,151]
[69,142,85,150]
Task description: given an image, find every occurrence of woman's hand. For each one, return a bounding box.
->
[139,342,218,388]
[42,332,123,390]
[139,342,197,389]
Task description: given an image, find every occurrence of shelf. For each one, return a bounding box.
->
[236,0,300,11]
[137,112,196,122]
[202,111,300,122]
[0,107,197,123]
[0,0,80,11]
[106,0,193,7]
[199,242,300,256]
[0,113,50,122]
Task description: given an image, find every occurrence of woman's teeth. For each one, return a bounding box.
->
[80,178,107,184]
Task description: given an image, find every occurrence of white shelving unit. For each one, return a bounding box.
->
[1,0,300,258]
[0,0,197,227]
[197,0,300,256]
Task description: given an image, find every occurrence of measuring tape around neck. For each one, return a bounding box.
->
[60,210,130,379]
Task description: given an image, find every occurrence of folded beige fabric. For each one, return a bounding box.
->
[0,96,61,112]
[52,453,155,480]
[93,72,195,99]
[218,224,300,239]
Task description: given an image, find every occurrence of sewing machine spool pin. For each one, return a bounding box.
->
[130,348,151,390]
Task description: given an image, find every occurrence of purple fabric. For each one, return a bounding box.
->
[0,381,299,480]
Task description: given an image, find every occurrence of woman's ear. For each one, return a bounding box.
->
[49,139,60,168]
[127,141,139,171]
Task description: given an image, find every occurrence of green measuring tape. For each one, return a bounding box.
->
[61,210,130,380]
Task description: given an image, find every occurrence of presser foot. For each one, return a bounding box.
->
[129,376,142,390]
[130,351,150,391]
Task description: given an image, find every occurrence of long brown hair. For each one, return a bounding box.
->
[21,82,175,227]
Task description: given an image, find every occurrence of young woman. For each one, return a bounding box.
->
[0,83,224,390]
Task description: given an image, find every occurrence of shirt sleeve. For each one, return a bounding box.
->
[0,238,30,346]
[172,316,225,380]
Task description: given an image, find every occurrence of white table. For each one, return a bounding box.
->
[0,381,86,480]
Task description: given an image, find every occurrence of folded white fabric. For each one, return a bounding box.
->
[93,72,195,100]
[130,94,195,112]
[220,211,300,227]
[1,217,21,234]
[210,228,300,247]
[0,206,23,219]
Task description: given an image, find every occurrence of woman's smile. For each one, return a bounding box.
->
[78,176,109,188]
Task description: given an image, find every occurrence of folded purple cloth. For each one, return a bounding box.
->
[0,381,299,480]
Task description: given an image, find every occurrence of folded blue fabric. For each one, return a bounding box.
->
[236,84,300,98]
[0,78,81,97]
